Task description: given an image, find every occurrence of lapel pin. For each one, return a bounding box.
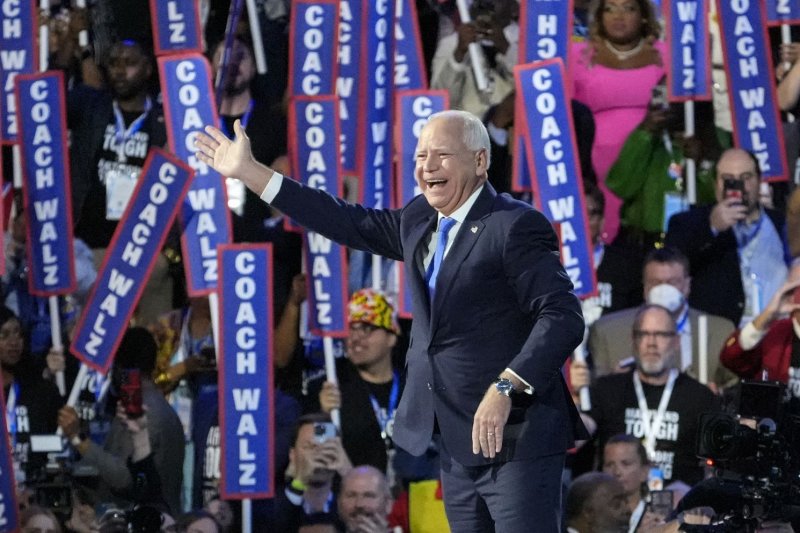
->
[470,226,478,233]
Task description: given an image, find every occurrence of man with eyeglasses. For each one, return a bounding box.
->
[309,289,436,491]
[587,305,719,486]
[667,148,788,327]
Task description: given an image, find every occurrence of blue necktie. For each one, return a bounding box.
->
[426,217,456,301]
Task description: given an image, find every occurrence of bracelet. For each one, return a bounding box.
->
[289,478,306,493]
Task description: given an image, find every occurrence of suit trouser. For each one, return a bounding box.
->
[439,450,565,533]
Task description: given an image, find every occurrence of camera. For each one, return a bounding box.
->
[694,381,800,531]
[723,178,745,202]
[119,368,144,418]
[313,422,337,444]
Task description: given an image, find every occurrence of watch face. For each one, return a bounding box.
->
[496,379,513,394]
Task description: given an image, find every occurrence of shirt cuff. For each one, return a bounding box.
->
[259,172,284,203]
[738,321,766,351]
[504,368,534,395]
[448,54,469,73]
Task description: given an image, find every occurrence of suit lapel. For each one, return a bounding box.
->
[429,185,497,335]
[405,211,437,326]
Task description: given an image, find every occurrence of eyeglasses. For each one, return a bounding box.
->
[633,330,676,341]
[349,323,380,336]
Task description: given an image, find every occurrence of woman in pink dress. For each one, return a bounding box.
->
[570,0,666,242]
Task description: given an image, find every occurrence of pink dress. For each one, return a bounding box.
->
[570,40,667,242]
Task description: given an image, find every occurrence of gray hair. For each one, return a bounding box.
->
[427,110,492,169]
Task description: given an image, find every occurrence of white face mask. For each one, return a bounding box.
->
[647,283,685,313]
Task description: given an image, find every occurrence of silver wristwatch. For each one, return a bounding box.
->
[493,377,514,397]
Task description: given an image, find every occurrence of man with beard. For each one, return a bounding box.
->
[337,466,394,533]
[588,305,719,486]
[0,307,62,489]
[68,39,172,323]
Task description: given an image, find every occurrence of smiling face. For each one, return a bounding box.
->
[414,116,488,216]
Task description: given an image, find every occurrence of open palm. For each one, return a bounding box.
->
[195,119,253,181]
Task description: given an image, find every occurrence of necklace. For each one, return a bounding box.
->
[604,38,644,61]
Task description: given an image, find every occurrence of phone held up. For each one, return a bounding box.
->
[119,368,144,418]
[313,422,337,444]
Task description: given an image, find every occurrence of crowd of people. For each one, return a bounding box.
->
[4,0,800,531]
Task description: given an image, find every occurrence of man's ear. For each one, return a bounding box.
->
[476,148,489,174]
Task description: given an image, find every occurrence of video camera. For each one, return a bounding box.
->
[693,380,800,531]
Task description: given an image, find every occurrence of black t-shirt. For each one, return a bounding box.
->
[590,371,720,485]
[787,335,800,414]
[75,106,163,248]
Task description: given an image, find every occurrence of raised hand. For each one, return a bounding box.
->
[194,120,255,182]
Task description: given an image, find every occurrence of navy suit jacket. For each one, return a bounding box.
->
[271,178,586,466]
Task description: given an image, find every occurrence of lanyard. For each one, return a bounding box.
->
[220,99,254,138]
[735,214,764,250]
[369,372,399,441]
[5,381,19,445]
[675,308,688,333]
[633,369,678,459]
[112,96,152,163]
[629,499,647,533]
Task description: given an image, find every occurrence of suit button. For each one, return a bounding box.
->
[427,382,432,391]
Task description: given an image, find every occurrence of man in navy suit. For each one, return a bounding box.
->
[195,110,586,531]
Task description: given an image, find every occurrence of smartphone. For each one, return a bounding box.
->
[119,369,144,418]
[649,490,674,517]
[651,83,668,110]
[313,422,337,444]
[723,178,744,202]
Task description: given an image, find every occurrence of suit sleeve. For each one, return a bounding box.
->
[502,209,584,393]
[719,330,763,379]
[270,176,405,261]
[665,209,724,262]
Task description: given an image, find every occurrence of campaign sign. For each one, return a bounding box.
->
[0,0,36,144]
[513,0,573,193]
[71,149,193,374]
[15,71,76,296]
[288,0,339,98]
[516,59,597,297]
[289,96,349,337]
[158,53,233,294]
[338,0,363,174]
[358,0,395,208]
[766,0,800,25]
[218,244,274,499]
[394,0,427,90]
[150,0,203,56]
[665,0,711,100]
[717,0,788,180]
[394,90,448,208]
[0,386,19,533]
[519,0,573,64]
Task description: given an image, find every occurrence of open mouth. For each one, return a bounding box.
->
[425,178,447,189]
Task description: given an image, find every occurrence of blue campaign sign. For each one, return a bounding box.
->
[0,386,19,533]
[519,0,573,64]
[359,0,395,208]
[516,59,597,298]
[665,0,711,100]
[0,0,36,144]
[717,0,788,180]
[766,0,800,25]
[218,244,274,499]
[514,0,572,193]
[15,71,76,296]
[338,0,362,174]
[158,53,233,294]
[289,97,349,337]
[71,149,193,373]
[150,0,203,56]
[395,90,448,207]
[288,0,338,97]
[394,0,427,90]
